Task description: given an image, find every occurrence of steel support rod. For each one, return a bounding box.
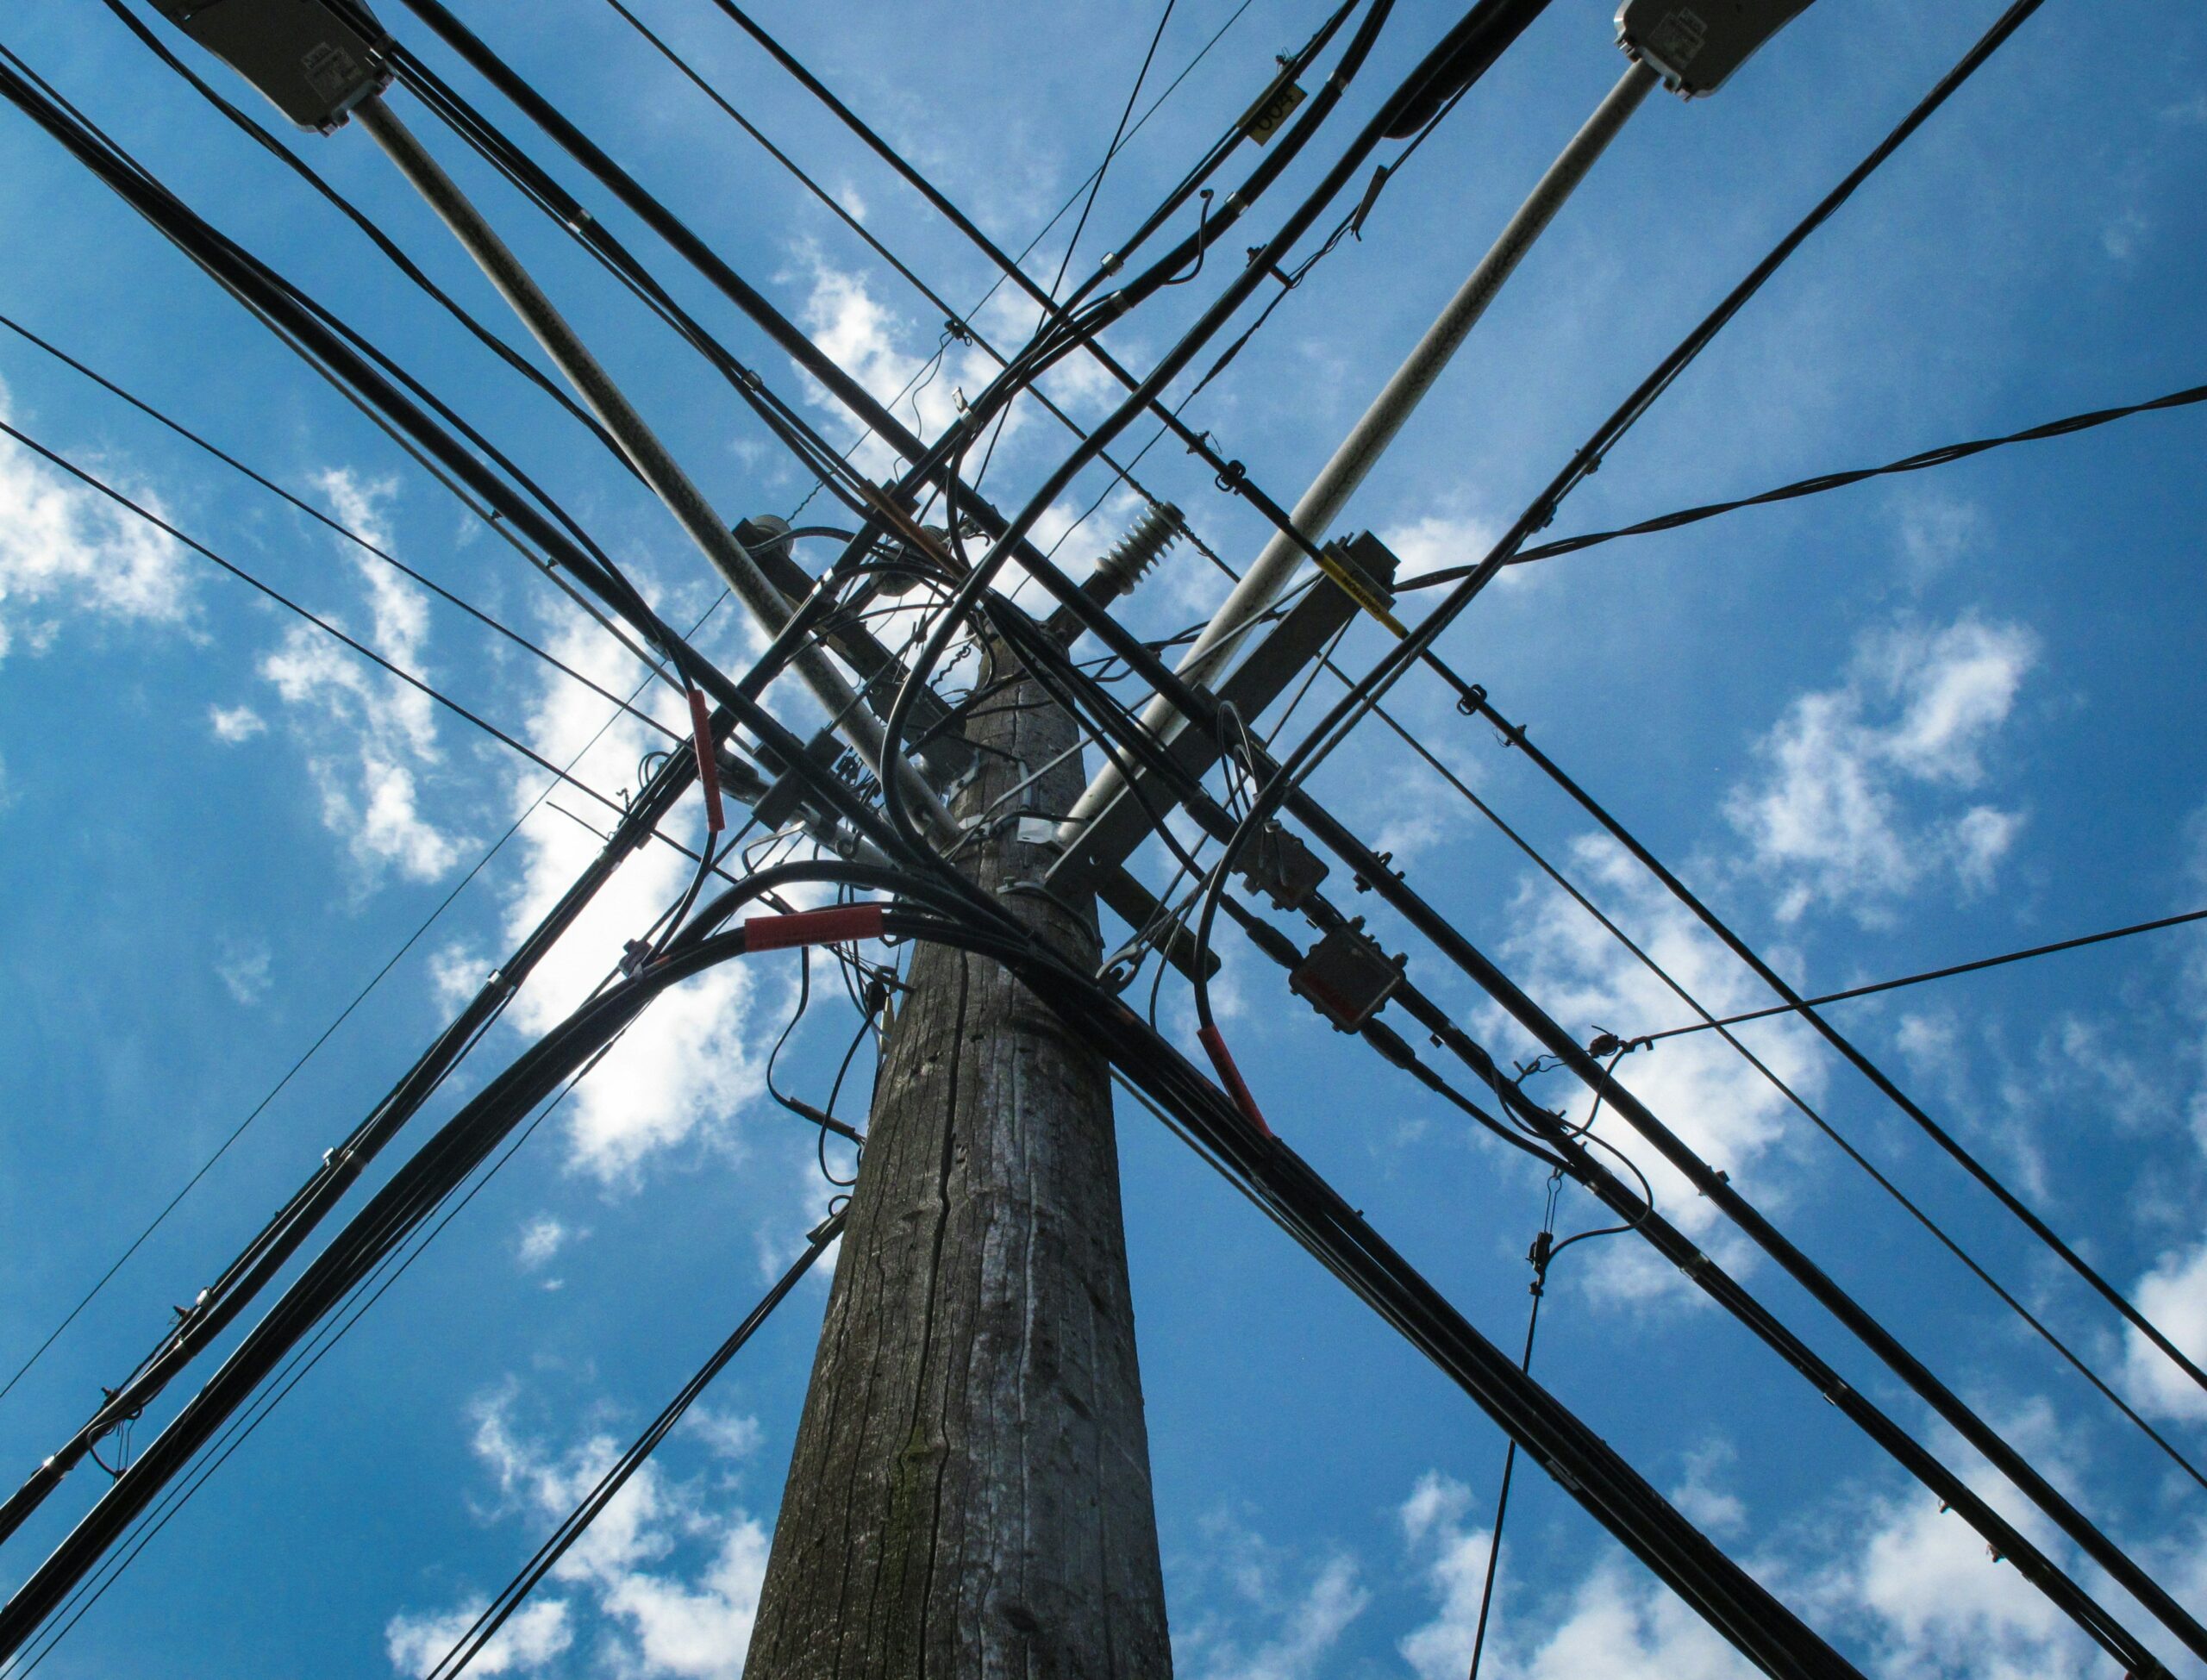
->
[353,95,957,844]
[1059,59,1658,846]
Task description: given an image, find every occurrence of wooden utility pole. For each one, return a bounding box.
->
[747,652,1173,1677]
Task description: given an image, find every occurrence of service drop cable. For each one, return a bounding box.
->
[1637,907,2207,1042]
[1395,377,2207,587]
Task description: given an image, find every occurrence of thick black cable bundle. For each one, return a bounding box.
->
[0,854,1845,1678]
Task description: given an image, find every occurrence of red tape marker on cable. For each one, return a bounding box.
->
[1197,1021,1272,1138]
[743,903,886,952]
[685,686,725,835]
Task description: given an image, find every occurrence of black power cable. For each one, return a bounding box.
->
[0,310,679,743]
[1397,378,2207,588]
[0,51,906,873]
[0,417,649,828]
[1456,682,2207,1403]
[1641,907,2207,1043]
[95,0,630,466]
[1369,687,2207,1492]
[0,847,1848,1677]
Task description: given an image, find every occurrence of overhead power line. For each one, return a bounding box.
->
[1397,376,2207,588]
[0,418,647,830]
[421,1212,843,1680]
[1639,906,2207,1044]
[0,310,680,743]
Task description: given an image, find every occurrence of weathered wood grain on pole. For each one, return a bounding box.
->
[747,656,1172,1677]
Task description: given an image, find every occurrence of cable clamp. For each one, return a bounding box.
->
[1453,681,1488,719]
[620,938,655,977]
[942,315,972,344]
[1213,459,1247,493]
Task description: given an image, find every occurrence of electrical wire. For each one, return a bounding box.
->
[1641,907,2207,1044]
[1397,377,2207,588]
[0,310,681,743]
[418,1211,844,1679]
[0,417,662,834]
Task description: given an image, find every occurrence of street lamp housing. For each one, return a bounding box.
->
[148,0,390,131]
[1616,0,1816,97]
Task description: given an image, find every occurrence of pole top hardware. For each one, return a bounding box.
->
[1238,821,1329,914]
[1289,919,1406,1034]
[150,0,392,131]
[1615,0,1816,98]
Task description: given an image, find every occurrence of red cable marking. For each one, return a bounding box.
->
[685,686,725,835]
[743,903,886,952]
[1197,1021,1272,1138]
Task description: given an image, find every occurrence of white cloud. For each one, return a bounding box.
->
[1491,1558,1760,1680]
[485,608,768,1181]
[1381,511,1503,586]
[209,703,266,742]
[785,244,1020,470]
[1171,1507,1368,1680]
[0,390,194,661]
[389,1387,773,1679]
[2121,1239,2207,1423]
[1672,1441,1747,1538]
[384,1596,572,1677]
[1491,834,1828,1258]
[257,471,467,884]
[1893,490,1982,586]
[683,1408,764,1461]
[1391,1434,2207,1680]
[1725,614,2037,924]
[1397,1471,1497,1680]
[216,936,272,1006]
[1797,1487,2091,1680]
[515,1216,572,1273]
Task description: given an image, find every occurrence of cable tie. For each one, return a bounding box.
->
[744,903,887,952]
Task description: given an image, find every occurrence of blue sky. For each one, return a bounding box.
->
[2,0,2205,1674]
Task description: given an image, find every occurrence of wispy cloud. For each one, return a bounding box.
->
[483,607,768,1182]
[257,471,468,885]
[1171,1505,1368,1680]
[385,1597,572,1677]
[388,1385,773,1678]
[2120,1240,2207,1423]
[208,703,266,742]
[1491,834,1826,1269]
[1397,1471,1497,1680]
[0,387,193,661]
[1725,613,2036,925]
[215,936,272,1006]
